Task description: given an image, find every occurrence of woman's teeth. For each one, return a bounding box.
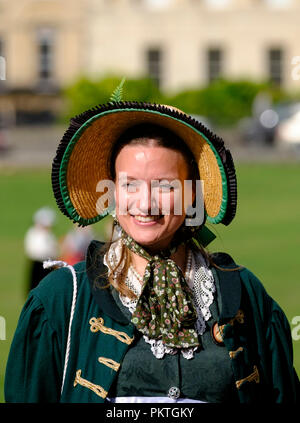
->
[134,215,161,222]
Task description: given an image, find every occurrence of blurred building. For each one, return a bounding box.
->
[0,0,299,124]
[0,0,86,125]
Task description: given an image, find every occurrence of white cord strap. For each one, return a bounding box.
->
[43,259,78,395]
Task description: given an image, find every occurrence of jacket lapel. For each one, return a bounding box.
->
[210,252,242,324]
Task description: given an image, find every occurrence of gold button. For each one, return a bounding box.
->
[211,322,224,345]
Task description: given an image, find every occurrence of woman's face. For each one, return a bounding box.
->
[114,143,192,252]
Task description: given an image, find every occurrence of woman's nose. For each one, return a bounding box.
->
[131,181,162,216]
[136,181,153,214]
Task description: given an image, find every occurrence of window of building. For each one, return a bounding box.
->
[134,0,172,9]
[37,28,55,82]
[268,48,283,85]
[265,0,291,7]
[207,48,223,83]
[143,0,172,8]
[146,48,162,87]
[0,37,5,82]
[204,0,231,8]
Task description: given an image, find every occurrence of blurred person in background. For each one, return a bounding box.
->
[59,225,94,266]
[24,206,58,292]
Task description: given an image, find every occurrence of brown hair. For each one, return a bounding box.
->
[110,123,199,181]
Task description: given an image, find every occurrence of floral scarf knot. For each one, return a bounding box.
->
[123,234,199,349]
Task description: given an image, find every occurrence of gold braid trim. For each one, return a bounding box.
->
[229,346,244,359]
[236,365,260,390]
[218,309,245,336]
[89,317,134,345]
[73,370,108,399]
[232,309,245,324]
[98,356,120,372]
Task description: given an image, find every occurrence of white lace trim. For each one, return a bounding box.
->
[103,239,215,360]
[187,251,216,336]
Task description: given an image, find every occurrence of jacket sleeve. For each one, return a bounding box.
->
[4,293,63,403]
[266,301,300,403]
[240,267,299,403]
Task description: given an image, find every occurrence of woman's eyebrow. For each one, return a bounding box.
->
[118,176,141,182]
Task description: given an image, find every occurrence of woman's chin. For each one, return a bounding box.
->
[118,214,185,251]
[126,230,173,252]
[130,233,161,248]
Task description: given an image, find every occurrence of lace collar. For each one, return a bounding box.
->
[103,239,215,359]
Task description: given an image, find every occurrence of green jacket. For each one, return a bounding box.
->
[5,241,299,403]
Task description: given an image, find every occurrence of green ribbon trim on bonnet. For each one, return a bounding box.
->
[193,225,216,248]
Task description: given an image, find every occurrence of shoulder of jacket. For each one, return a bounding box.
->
[210,251,240,268]
[211,251,266,290]
[211,254,289,333]
[238,266,268,295]
[31,261,89,318]
[35,260,86,292]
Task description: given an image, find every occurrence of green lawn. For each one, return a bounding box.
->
[0,164,299,402]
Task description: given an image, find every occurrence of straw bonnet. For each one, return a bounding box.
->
[52,101,237,230]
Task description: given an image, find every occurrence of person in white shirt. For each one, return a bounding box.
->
[24,207,58,291]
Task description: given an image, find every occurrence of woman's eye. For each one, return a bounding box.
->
[122,182,137,192]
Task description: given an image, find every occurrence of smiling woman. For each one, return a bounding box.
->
[4,99,299,403]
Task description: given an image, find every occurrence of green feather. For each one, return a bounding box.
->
[109,77,126,103]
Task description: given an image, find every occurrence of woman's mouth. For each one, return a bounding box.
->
[131,214,163,225]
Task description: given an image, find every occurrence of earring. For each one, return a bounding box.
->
[111,214,123,241]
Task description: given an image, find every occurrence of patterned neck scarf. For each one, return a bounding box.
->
[121,227,200,350]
